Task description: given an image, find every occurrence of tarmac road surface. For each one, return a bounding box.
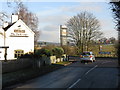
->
[8,57,119,89]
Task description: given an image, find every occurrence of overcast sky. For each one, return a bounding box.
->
[0,0,118,43]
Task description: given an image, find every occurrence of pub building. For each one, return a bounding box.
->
[0,14,34,60]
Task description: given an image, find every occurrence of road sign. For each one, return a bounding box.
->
[99,52,111,54]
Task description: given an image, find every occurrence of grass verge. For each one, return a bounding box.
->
[56,61,71,65]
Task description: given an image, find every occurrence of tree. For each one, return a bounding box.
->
[109,37,116,44]
[52,47,64,58]
[0,12,8,26]
[16,2,40,45]
[62,46,78,56]
[42,45,56,51]
[99,37,107,44]
[35,48,52,57]
[67,11,103,53]
[110,1,120,63]
[7,1,40,45]
[110,1,120,30]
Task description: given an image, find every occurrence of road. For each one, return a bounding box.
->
[8,57,119,89]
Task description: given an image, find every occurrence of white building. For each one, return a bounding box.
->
[0,14,34,60]
[60,25,68,46]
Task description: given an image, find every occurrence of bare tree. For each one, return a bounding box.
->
[0,12,8,26]
[67,11,103,53]
[15,2,40,45]
[7,1,40,45]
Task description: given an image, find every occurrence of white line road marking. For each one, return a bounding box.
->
[68,79,81,89]
[68,65,98,89]
[85,65,98,75]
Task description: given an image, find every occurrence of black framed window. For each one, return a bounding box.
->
[14,50,24,58]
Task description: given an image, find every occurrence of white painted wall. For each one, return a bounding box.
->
[0,19,34,60]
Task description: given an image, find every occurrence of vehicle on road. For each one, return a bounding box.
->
[80,51,95,63]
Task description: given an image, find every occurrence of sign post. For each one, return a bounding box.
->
[99,45,102,51]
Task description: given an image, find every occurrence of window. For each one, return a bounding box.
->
[14,50,24,58]
[82,52,90,55]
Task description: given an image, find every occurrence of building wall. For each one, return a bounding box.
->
[0,20,34,60]
[6,36,34,60]
[60,25,68,46]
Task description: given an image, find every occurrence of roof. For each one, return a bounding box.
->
[2,19,34,35]
[3,23,15,31]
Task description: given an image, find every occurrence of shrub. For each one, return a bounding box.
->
[20,53,34,58]
[52,47,64,58]
[34,48,52,57]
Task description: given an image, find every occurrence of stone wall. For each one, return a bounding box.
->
[2,54,67,73]
[2,58,33,73]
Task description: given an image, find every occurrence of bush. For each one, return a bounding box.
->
[52,47,64,58]
[34,48,52,57]
[20,47,64,59]
[20,53,34,58]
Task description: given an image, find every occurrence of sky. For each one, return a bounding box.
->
[0,0,118,43]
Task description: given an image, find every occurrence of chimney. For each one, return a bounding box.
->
[3,21,8,28]
[11,14,18,23]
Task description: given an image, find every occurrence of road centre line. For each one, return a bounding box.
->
[68,65,98,89]
[68,79,81,89]
[85,65,98,75]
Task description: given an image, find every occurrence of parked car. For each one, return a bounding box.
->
[80,51,95,63]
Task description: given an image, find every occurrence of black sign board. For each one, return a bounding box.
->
[0,46,9,48]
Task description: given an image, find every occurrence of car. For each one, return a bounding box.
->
[80,51,95,63]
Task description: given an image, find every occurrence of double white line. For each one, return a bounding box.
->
[68,65,98,89]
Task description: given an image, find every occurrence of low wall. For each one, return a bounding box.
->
[50,55,67,63]
[2,56,54,73]
[2,55,67,73]
[2,58,33,73]
[50,56,57,63]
